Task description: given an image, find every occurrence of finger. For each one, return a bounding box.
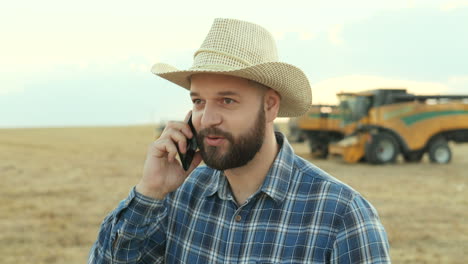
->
[183,110,192,123]
[169,155,182,167]
[153,139,179,161]
[162,127,189,151]
[169,132,188,154]
[183,111,194,138]
[168,146,179,162]
[162,122,193,139]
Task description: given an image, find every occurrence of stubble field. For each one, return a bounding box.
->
[1,125,467,263]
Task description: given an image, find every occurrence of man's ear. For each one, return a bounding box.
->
[264,89,281,122]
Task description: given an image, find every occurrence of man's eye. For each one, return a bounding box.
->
[192,99,202,104]
[223,98,235,104]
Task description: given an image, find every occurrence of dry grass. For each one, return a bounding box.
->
[1,126,467,263]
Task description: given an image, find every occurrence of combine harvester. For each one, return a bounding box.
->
[288,105,343,158]
[329,89,468,164]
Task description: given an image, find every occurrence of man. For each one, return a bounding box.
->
[89,18,390,263]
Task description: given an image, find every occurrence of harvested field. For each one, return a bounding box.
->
[1,126,467,263]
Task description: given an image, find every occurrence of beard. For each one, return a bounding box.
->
[196,104,266,171]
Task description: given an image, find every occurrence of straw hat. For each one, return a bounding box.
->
[151,18,312,117]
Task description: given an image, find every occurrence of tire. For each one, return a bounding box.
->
[428,139,451,164]
[309,139,329,159]
[297,133,306,143]
[365,132,399,164]
[403,151,424,162]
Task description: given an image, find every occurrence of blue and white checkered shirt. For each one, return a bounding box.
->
[89,133,390,263]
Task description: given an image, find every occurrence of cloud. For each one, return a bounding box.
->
[328,24,344,46]
[0,76,25,95]
[0,87,23,96]
[273,29,316,41]
[406,0,416,9]
[299,31,315,41]
[130,63,151,73]
[448,75,468,86]
[311,75,450,104]
[447,75,468,93]
[0,57,192,128]
[276,6,468,84]
[440,0,468,11]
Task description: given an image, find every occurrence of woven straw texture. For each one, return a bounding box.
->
[152,18,312,117]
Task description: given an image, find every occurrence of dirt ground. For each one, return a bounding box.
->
[1,125,467,263]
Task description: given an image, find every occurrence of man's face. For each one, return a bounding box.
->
[190,74,267,170]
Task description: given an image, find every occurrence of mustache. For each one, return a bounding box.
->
[197,127,235,143]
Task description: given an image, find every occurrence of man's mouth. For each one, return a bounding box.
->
[205,135,226,146]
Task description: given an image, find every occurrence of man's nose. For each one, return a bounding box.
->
[200,103,222,128]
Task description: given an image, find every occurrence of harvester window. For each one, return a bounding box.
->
[340,96,372,124]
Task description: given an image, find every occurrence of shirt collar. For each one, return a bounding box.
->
[204,170,235,201]
[258,132,294,204]
[203,132,295,204]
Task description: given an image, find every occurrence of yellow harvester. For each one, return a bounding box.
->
[329,89,468,164]
[288,105,344,158]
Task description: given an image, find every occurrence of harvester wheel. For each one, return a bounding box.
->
[365,132,399,164]
[309,140,329,159]
[428,139,451,164]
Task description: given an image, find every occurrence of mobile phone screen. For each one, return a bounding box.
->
[177,115,198,170]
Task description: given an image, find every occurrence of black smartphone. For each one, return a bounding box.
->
[177,115,198,171]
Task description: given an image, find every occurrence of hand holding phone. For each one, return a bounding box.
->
[137,112,201,199]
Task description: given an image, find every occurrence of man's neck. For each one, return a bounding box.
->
[224,129,280,206]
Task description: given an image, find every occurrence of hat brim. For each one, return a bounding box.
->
[151,62,312,117]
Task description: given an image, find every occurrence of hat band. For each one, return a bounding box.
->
[193,48,252,68]
[190,64,237,71]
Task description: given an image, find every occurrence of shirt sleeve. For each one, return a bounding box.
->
[331,195,391,264]
[88,187,168,264]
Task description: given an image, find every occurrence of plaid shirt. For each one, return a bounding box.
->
[89,133,390,263]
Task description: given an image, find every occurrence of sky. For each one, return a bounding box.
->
[1,0,468,127]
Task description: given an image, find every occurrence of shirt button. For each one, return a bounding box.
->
[235,215,242,222]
